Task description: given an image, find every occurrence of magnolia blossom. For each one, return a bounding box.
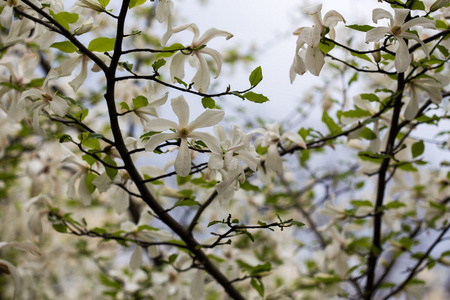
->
[133,83,169,125]
[404,74,450,120]
[169,23,233,92]
[0,240,41,300]
[19,69,70,136]
[155,0,174,46]
[208,125,259,204]
[121,210,173,269]
[290,4,345,80]
[76,0,105,12]
[252,122,306,175]
[365,8,436,73]
[144,95,224,177]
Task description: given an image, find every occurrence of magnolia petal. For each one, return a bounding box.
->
[188,109,224,131]
[365,27,390,43]
[174,139,191,177]
[189,131,222,154]
[145,118,178,131]
[305,46,325,76]
[372,8,393,23]
[7,242,41,256]
[303,4,322,15]
[155,0,174,23]
[171,96,190,127]
[404,95,419,121]
[50,95,69,117]
[393,9,409,27]
[197,27,233,45]
[172,23,200,41]
[0,259,20,300]
[190,269,205,299]
[130,246,143,269]
[394,37,411,73]
[92,171,111,192]
[0,5,13,28]
[290,53,306,82]
[200,47,223,78]
[401,32,430,58]
[216,177,238,205]
[78,173,92,206]
[149,91,169,107]
[144,132,179,152]
[67,169,81,199]
[323,10,346,28]
[170,52,188,82]
[192,53,210,92]
[266,144,282,174]
[27,213,43,237]
[208,153,224,170]
[54,55,83,77]
[282,132,307,149]
[69,56,89,92]
[114,186,129,215]
[402,17,435,31]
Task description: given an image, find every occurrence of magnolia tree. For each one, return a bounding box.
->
[1,0,450,299]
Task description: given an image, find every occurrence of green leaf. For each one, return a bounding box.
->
[340,108,371,119]
[385,201,406,209]
[72,108,89,122]
[249,66,263,86]
[251,278,264,297]
[411,140,425,158]
[49,11,79,31]
[322,111,342,134]
[152,58,166,72]
[249,262,272,276]
[408,0,425,10]
[156,43,185,58]
[85,172,97,193]
[129,0,147,9]
[318,40,335,54]
[98,0,110,7]
[243,230,254,242]
[351,200,373,207]
[289,220,305,227]
[207,220,223,227]
[240,180,259,191]
[360,127,377,140]
[88,37,116,52]
[103,155,118,180]
[50,41,78,53]
[59,134,73,143]
[243,91,269,103]
[350,51,373,63]
[119,102,130,111]
[119,61,134,73]
[346,24,376,32]
[201,97,215,109]
[82,154,97,166]
[79,132,101,150]
[360,93,380,102]
[132,95,148,109]
[175,199,199,207]
[52,223,68,233]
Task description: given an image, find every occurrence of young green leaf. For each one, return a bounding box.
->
[411,140,425,158]
[51,41,78,53]
[346,24,376,32]
[88,37,116,52]
[129,0,147,9]
[132,96,148,109]
[152,58,166,72]
[249,66,263,86]
[243,92,269,103]
[251,278,264,297]
[322,111,342,134]
[201,97,215,109]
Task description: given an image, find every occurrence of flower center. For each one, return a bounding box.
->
[391,25,402,36]
[179,128,189,137]
[42,93,52,102]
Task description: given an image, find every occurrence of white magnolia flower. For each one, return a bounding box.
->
[252,122,307,174]
[133,83,169,125]
[208,125,259,204]
[404,74,450,120]
[169,23,233,92]
[0,0,20,28]
[365,8,435,73]
[144,95,224,177]
[155,0,174,46]
[60,145,92,206]
[76,0,105,12]
[121,210,173,269]
[19,69,70,136]
[290,4,345,80]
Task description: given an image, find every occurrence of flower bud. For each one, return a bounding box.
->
[372,42,381,63]
[430,0,450,12]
